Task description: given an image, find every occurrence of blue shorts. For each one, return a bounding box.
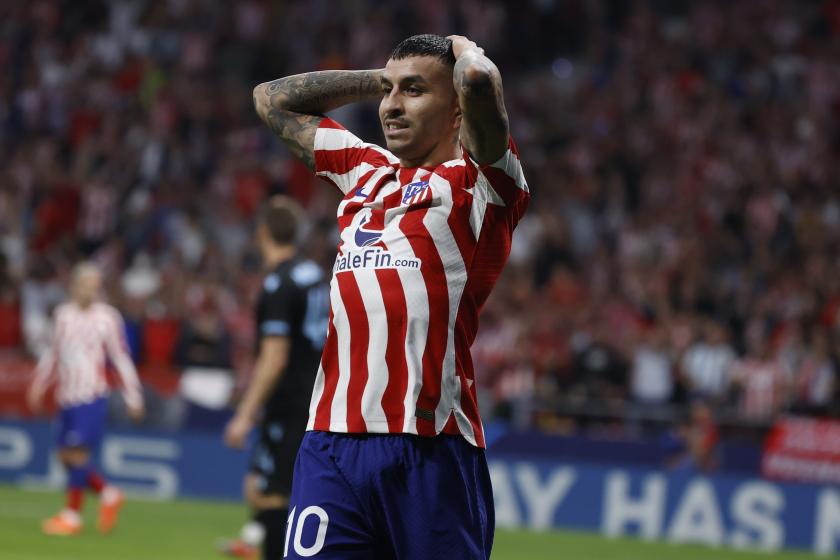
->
[284,431,494,559]
[57,397,107,449]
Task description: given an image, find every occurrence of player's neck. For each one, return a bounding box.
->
[263,245,295,269]
[398,136,459,169]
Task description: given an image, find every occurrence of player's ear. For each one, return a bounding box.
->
[452,102,462,129]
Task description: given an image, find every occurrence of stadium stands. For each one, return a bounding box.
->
[0,0,838,441]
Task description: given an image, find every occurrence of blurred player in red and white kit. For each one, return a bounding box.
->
[253,34,528,558]
[26,262,145,536]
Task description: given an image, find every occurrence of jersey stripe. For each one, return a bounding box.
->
[399,201,447,436]
[376,268,409,432]
[313,307,340,431]
[307,363,326,430]
[355,269,389,428]
[310,118,529,447]
[328,275,354,431]
[336,272,370,432]
[422,173,469,435]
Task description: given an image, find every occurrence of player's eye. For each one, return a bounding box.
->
[405,86,421,95]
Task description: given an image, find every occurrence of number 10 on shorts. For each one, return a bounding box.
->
[284,506,329,557]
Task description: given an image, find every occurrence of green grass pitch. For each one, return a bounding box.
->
[0,484,822,559]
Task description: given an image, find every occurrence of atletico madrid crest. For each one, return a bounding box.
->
[401,180,432,206]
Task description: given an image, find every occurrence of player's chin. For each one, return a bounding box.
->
[384,137,411,156]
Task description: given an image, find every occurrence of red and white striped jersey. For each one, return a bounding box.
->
[307,118,529,447]
[731,357,788,420]
[31,301,143,409]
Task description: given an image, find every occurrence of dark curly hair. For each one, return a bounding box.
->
[390,34,455,66]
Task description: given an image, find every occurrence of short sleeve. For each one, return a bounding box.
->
[313,118,399,195]
[461,137,530,223]
[260,277,297,338]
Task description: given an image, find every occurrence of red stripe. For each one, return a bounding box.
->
[319,118,345,130]
[454,325,485,447]
[315,147,393,178]
[399,191,449,436]
[313,309,339,431]
[480,165,528,216]
[315,145,391,175]
[442,413,459,434]
[444,168,486,445]
[336,273,369,432]
[375,268,409,432]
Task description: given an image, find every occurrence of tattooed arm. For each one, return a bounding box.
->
[448,35,509,165]
[253,70,383,169]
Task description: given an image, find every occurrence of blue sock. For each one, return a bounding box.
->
[67,464,90,490]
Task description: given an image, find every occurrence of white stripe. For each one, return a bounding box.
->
[318,162,376,196]
[328,275,352,431]
[451,369,479,445]
[465,169,505,240]
[490,149,529,192]
[314,127,361,151]
[307,363,326,430]
[392,169,431,435]
[336,165,394,214]
[382,218,426,435]
[315,127,399,163]
[355,269,388,426]
[466,186,486,241]
[423,173,472,442]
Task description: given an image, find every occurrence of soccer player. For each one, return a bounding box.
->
[253,33,528,558]
[26,262,145,536]
[223,196,329,560]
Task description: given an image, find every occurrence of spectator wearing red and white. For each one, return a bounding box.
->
[729,333,789,422]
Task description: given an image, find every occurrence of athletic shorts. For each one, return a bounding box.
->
[284,431,494,559]
[57,397,107,449]
[249,415,309,497]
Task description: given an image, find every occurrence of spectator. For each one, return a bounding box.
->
[629,326,674,406]
[730,329,790,422]
[175,291,235,411]
[681,319,737,403]
[792,329,836,415]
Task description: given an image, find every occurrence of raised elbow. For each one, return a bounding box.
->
[457,62,496,96]
[253,83,269,117]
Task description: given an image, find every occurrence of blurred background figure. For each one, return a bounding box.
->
[681,319,736,405]
[26,263,144,536]
[222,197,329,560]
[670,399,720,474]
[175,286,236,427]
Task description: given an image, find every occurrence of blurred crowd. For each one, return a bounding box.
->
[1,0,839,435]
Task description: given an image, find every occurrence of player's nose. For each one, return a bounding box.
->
[380,90,403,118]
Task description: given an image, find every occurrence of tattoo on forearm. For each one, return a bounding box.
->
[265,70,382,114]
[264,109,321,169]
[255,70,381,170]
[452,56,509,164]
